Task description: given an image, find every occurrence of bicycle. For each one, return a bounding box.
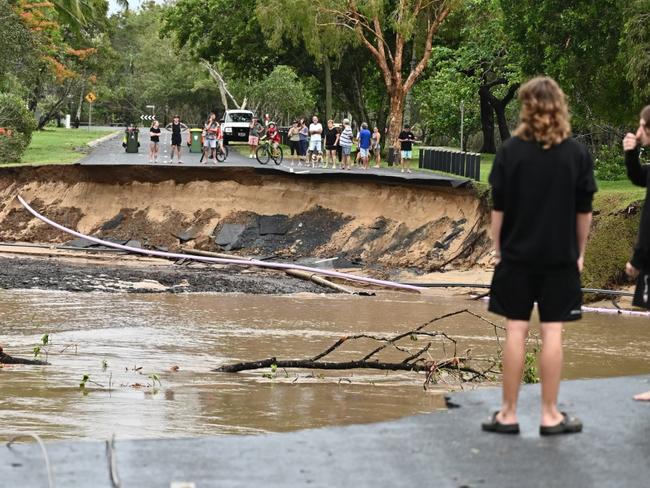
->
[256,138,283,165]
[199,143,229,163]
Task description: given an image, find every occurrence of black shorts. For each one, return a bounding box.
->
[289,140,300,155]
[171,136,182,147]
[488,261,583,322]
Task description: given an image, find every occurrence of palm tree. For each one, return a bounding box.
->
[52,0,126,30]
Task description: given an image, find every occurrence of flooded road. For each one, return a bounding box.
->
[1,290,649,441]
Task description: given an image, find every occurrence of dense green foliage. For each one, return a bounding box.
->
[0,92,37,162]
[1,0,647,156]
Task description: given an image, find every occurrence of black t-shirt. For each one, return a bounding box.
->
[489,136,597,269]
[171,122,181,139]
[399,130,415,151]
[325,127,339,146]
[150,127,161,142]
[625,149,650,269]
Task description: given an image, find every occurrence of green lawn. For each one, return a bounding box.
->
[6,128,117,166]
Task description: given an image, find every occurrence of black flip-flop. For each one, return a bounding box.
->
[540,412,583,436]
[481,411,520,434]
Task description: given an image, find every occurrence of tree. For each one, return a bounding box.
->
[414,0,521,152]
[621,0,650,100]
[97,5,222,125]
[500,0,633,132]
[312,0,456,147]
[255,0,353,121]
[244,65,316,124]
[0,0,37,89]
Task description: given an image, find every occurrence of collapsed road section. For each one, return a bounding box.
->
[0,165,492,292]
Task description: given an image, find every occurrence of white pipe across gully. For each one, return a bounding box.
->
[16,195,425,293]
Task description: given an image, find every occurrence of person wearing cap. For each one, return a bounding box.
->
[338,119,354,170]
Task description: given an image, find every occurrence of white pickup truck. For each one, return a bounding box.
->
[221,110,256,144]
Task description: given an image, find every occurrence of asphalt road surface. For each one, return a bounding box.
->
[79,130,471,188]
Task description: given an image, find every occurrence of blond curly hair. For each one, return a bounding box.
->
[513,77,571,149]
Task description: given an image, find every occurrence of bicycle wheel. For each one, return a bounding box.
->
[256,145,270,165]
[216,145,229,163]
[272,146,284,165]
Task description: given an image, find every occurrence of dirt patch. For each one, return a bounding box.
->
[0,165,492,275]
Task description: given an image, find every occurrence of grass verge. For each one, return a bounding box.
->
[3,128,116,167]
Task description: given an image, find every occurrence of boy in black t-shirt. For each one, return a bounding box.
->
[398,125,417,173]
[482,77,596,437]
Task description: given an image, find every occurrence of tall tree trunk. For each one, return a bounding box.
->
[488,83,519,144]
[403,46,418,126]
[376,91,389,149]
[387,88,405,149]
[75,82,85,127]
[323,57,332,122]
[479,85,496,153]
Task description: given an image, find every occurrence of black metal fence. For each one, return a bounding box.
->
[418,148,481,181]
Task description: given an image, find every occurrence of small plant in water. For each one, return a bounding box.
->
[148,373,161,387]
[262,363,278,380]
[79,374,90,389]
[33,334,51,360]
[102,360,108,371]
[523,348,540,384]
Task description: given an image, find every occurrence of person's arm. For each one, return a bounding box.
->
[576,212,592,272]
[623,133,647,187]
[491,210,503,264]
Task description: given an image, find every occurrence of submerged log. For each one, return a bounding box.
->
[0,347,49,365]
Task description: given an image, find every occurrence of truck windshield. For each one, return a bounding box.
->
[225,112,253,123]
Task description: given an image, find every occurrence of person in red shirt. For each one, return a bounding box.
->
[266,122,281,150]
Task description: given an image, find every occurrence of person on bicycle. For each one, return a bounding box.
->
[266,122,281,150]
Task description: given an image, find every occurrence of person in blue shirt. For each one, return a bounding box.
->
[358,122,372,170]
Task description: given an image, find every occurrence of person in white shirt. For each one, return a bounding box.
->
[308,115,323,167]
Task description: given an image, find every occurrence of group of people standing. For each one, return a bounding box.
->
[147,115,188,164]
[252,115,418,171]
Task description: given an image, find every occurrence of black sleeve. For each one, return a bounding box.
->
[575,147,597,213]
[625,149,647,188]
[489,147,506,211]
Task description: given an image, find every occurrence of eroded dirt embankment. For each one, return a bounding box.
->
[0,166,492,275]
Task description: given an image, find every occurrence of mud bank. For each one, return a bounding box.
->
[0,165,492,275]
[0,256,327,293]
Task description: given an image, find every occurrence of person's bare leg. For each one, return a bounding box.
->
[497,320,529,424]
[539,322,565,426]
[634,391,650,401]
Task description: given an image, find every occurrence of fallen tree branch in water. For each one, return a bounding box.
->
[215,356,484,376]
[0,347,50,365]
[214,309,502,384]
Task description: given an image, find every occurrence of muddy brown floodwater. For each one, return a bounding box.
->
[1,290,650,442]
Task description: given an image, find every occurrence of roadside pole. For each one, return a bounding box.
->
[460,100,465,152]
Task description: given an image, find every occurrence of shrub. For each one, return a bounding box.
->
[593,144,627,181]
[0,92,36,163]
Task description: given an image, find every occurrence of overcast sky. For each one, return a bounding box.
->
[108,0,165,14]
